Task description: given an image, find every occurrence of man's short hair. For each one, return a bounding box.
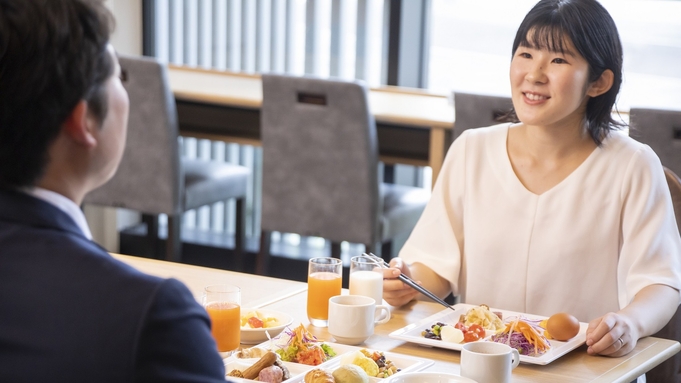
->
[0,0,115,189]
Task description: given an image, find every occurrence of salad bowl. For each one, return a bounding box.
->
[240,308,294,344]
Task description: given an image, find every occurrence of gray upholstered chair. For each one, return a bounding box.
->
[452,91,514,143]
[256,74,430,275]
[84,55,249,264]
[629,108,681,177]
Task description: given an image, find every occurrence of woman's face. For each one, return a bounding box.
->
[510,34,595,131]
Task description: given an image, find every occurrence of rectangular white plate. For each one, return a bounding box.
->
[225,340,434,382]
[389,303,587,366]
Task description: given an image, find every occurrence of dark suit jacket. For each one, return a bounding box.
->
[0,189,226,382]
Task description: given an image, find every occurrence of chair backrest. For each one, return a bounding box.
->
[629,108,681,177]
[452,91,514,142]
[84,55,182,216]
[260,74,380,245]
[646,166,681,383]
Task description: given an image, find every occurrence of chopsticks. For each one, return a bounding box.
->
[363,253,456,312]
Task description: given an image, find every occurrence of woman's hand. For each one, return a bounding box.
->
[381,258,420,307]
[585,312,639,356]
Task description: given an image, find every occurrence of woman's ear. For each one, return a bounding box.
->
[63,100,97,148]
[587,69,614,98]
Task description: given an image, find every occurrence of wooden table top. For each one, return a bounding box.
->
[168,65,455,130]
[111,254,307,309]
[261,291,680,383]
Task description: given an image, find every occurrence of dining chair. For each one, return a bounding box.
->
[629,108,681,177]
[452,91,514,143]
[646,167,681,383]
[256,74,430,275]
[84,55,249,265]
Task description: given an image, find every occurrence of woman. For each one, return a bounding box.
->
[383,0,681,358]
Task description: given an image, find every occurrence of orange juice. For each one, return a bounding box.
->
[307,271,342,321]
[206,302,240,352]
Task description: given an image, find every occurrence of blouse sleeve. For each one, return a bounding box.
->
[398,130,469,296]
[618,145,681,308]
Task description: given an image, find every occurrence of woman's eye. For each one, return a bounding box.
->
[518,52,532,59]
[552,57,568,64]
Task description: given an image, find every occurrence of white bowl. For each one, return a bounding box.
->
[240,308,294,344]
[385,372,478,383]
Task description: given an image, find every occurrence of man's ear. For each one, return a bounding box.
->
[63,100,97,148]
[587,69,614,98]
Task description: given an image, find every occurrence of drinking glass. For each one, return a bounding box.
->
[203,284,241,352]
[307,257,342,327]
[349,255,384,305]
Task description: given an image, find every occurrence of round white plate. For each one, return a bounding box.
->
[385,372,478,383]
[240,309,294,344]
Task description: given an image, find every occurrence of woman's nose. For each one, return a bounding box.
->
[526,62,547,84]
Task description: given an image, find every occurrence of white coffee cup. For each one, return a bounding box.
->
[327,295,391,345]
[460,341,520,383]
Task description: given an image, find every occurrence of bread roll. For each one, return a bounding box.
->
[304,368,334,383]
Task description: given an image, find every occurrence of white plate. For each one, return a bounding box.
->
[225,340,434,382]
[389,303,587,366]
[240,308,294,344]
[385,372,478,383]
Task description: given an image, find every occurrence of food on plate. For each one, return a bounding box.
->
[460,304,505,332]
[422,321,485,343]
[490,318,551,356]
[235,346,268,359]
[241,310,281,329]
[304,368,335,383]
[543,312,580,341]
[339,349,400,378]
[332,364,369,383]
[275,324,337,365]
[226,350,291,381]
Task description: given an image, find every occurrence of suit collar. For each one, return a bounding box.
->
[0,188,86,239]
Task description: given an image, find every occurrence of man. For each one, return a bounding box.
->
[0,0,226,381]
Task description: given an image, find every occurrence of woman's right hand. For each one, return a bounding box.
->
[381,257,421,307]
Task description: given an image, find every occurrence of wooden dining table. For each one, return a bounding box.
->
[114,253,680,383]
[167,65,454,188]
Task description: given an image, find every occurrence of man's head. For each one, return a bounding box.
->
[0,0,118,190]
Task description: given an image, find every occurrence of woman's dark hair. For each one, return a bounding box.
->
[0,0,114,189]
[512,0,625,145]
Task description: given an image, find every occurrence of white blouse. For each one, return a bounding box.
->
[400,123,681,322]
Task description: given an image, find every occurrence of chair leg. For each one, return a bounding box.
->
[381,241,393,262]
[331,242,341,259]
[142,214,159,259]
[234,198,246,272]
[256,230,272,276]
[165,215,182,263]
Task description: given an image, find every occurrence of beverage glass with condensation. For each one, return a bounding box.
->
[349,255,384,305]
[203,284,241,352]
[307,257,342,327]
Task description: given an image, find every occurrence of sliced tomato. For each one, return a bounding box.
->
[463,331,480,343]
[247,316,264,328]
[469,324,485,337]
[454,322,467,331]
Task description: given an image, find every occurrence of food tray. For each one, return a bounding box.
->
[223,340,434,382]
[389,303,587,365]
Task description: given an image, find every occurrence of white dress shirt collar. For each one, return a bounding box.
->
[22,187,93,240]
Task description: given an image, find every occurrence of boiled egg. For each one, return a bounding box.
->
[546,313,580,341]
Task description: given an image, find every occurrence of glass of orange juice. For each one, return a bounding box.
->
[203,284,241,353]
[307,257,342,327]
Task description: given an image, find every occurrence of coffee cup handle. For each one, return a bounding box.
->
[511,348,520,369]
[374,305,391,324]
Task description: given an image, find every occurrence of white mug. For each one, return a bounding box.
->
[327,295,391,345]
[460,341,520,383]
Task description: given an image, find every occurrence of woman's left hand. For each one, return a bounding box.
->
[585,312,639,356]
